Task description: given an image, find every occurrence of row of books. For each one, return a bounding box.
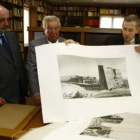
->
[67,11,83,17]
[52,11,99,17]
[9,20,23,29]
[17,32,23,42]
[53,6,67,11]
[87,11,99,17]
[52,11,84,17]
[52,6,98,11]
[13,7,23,17]
[19,43,24,52]
[13,0,22,6]
[84,19,99,26]
[13,20,23,29]
[64,17,99,27]
[2,0,22,5]
[37,14,47,21]
[100,9,121,15]
[99,8,137,15]
[1,0,12,3]
[52,11,67,16]
[37,7,48,13]
[24,0,51,10]
[52,8,137,18]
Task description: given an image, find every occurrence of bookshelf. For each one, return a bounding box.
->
[51,5,100,27]
[50,5,140,28]
[26,1,140,28]
[24,0,52,27]
[1,0,24,60]
[36,1,51,26]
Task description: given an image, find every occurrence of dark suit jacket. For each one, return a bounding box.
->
[103,35,140,45]
[0,31,28,103]
[26,36,66,97]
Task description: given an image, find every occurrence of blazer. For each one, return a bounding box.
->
[26,36,66,97]
[0,31,28,103]
[103,35,140,45]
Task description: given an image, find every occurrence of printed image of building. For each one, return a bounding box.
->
[69,75,98,85]
[98,65,128,90]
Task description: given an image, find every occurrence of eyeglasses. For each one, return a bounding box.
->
[0,18,10,23]
[46,26,60,31]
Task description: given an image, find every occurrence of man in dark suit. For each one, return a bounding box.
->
[103,14,140,53]
[0,5,28,105]
[26,15,77,105]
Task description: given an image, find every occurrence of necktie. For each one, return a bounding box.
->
[0,35,13,59]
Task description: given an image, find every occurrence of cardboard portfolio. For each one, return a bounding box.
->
[0,103,40,139]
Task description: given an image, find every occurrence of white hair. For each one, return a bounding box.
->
[42,15,61,29]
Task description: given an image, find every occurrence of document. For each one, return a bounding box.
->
[18,122,66,140]
[43,112,140,140]
[35,43,140,123]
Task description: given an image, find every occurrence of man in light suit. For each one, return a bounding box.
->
[103,14,140,53]
[0,5,28,105]
[26,15,77,105]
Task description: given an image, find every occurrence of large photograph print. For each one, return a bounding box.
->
[58,55,131,99]
[35,43,140,123]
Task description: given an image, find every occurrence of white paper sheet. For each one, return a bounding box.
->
[43,112,140,140]
[18,122,66,140]
[35,43,140,123]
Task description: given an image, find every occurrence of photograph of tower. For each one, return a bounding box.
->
[57,55,131,99]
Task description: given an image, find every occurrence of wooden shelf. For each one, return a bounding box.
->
[28,27,122,45]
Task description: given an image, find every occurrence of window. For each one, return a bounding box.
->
[99,15,124,29]
[24,7,29,46]
[113,17,124,29]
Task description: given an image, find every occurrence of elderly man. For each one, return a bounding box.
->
[26,15,78,105]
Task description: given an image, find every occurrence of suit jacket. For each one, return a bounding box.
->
[0,31,28,103]
[103,35,140,45]
[26,36,66,97]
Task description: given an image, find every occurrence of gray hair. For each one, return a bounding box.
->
[42,15,61,29]
[123,14,140,28]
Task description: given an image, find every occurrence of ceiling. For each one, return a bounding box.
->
[47,0,140,5]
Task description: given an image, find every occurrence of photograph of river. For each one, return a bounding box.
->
[57,55,131,99]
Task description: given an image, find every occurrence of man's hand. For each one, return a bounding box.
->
[63,39,78,45]
[0,97,7,106]
[34,94,41,106]
[135,45,140,54]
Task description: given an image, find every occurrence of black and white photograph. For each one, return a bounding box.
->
[35,44,140,123]
[57,55,131,99]
[80,113,140,140]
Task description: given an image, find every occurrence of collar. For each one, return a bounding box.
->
[0,33,5,37]
[48,39,59,44]
[124,38,135,45]
[130,38,135,43]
